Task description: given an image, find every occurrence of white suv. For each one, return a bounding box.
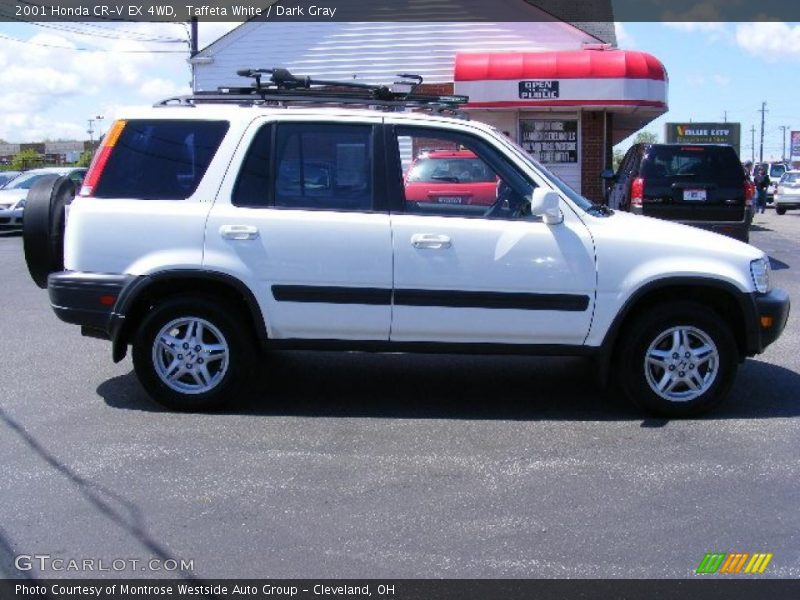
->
[22,71,789,416]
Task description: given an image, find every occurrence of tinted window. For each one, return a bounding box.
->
[274,123,372,211]
[641,146,743,181]
[233,125,272,207]
[94,120,229,200]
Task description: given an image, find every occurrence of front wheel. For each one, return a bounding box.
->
[617,302,738,417]
[132,296,255,411]
[776,206,787,215]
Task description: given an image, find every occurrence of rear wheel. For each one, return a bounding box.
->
[132,296,255,411]
[22,175,76,288]
[776,206,787,215]
[617,302,738,417]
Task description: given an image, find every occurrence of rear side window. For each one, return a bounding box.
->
[640,146,743,182]
[274,123,373,211]
[94,120,229,199]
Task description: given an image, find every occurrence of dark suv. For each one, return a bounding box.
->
[607,144,753,242]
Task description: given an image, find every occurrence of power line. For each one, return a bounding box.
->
[0,32,188,53]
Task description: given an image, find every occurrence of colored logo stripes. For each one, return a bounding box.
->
[696,552,773,574]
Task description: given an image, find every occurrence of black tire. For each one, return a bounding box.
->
[616,302,738,417]
[132,295,255,411]
[22,175,76,289]
[776,206,787,215]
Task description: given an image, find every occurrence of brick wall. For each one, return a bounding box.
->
[581,111,606,203]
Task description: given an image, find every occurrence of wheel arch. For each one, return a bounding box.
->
[111,270,268,362]
[597,277,757,384]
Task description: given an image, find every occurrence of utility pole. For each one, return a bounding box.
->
[190,17,198,57]
[758,102,768,163]
[750,125,756,164]
[87,118,95,147]
[723,110,727,123]
[779,125,790,162]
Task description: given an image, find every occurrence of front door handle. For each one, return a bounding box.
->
[220,225,259,240]
[411,233,452,250]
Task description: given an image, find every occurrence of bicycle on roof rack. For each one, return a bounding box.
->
[154,67,470,118]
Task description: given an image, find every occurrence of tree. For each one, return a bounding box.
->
[11,148,42,171]
[76,150,94,168]
[633,130,659,144]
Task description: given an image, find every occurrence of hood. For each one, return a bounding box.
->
[0,188,28,206]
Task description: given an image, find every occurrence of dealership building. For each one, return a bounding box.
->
[191,12,668,202]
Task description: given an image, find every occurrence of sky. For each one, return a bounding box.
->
[0,20,797,161]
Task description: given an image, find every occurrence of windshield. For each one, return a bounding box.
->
[407,157,496,183]
[780,172,799,184]
[494,132,594,211]
[4,172,47,190]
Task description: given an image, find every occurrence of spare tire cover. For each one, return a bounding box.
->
[22,175,76,289]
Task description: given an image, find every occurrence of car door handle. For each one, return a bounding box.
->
[220,225,259,240]
[411,234,452,249]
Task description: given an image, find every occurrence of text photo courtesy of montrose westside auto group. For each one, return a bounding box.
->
[1,1,799,599]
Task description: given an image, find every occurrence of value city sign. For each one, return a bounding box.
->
[665,123,741,155]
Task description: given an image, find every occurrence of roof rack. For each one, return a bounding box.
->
[155,68,470,118]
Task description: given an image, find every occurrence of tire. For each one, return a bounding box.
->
[132,295,255,411]
[776,206,787,215]
[616,302,738,417]
[22,175,76,288]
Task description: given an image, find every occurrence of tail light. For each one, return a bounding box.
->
[79,120,126,197]
[744,181,755,207]
[630,177,644,207]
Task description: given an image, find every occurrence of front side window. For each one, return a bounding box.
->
[394,126,534,220]
[274,123,373,211]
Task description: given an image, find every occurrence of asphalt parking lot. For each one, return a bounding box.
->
[1,211,799,580]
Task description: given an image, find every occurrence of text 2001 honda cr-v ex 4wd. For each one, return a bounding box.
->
[21,69,790,417]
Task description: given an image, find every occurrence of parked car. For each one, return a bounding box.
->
[774,170,800,215]
[0,170,21,188]
[404,150,499,213]
[607,144,753,242]
[20,69,789,417]
[0,167,86,230]
[754,161,788,203]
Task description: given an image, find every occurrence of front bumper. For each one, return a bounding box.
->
[774,195,800,208]
[746,289,790,354]
[0,207,23,229]
[48,272,135,338]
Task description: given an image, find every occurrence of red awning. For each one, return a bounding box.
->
[454,49,668,112]
[455,49,667,83]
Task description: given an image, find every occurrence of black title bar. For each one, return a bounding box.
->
[0,0,798,22]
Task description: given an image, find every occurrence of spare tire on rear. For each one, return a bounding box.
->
[22,175,76,289]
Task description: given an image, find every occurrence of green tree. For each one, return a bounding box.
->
[76,150,94,167]
[633,130,659,144]
[11,148,42,171]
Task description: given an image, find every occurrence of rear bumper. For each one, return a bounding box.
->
[48,272,135,338]
[746,289,790,354]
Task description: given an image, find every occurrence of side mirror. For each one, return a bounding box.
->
[601,168,617,181]
[529,188,563,225]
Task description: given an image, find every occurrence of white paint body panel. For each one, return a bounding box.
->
[390,212,595,344]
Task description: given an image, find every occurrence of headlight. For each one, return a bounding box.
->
[13,198,26,210]
[750,257,771,294]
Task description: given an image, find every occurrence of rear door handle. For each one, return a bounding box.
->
[411,233,452,249]
[220,225,259,240]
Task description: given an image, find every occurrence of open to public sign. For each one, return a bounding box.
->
[519,80,560,100]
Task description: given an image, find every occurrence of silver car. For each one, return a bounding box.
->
[0,168,86,230]
[774,170,800,215]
